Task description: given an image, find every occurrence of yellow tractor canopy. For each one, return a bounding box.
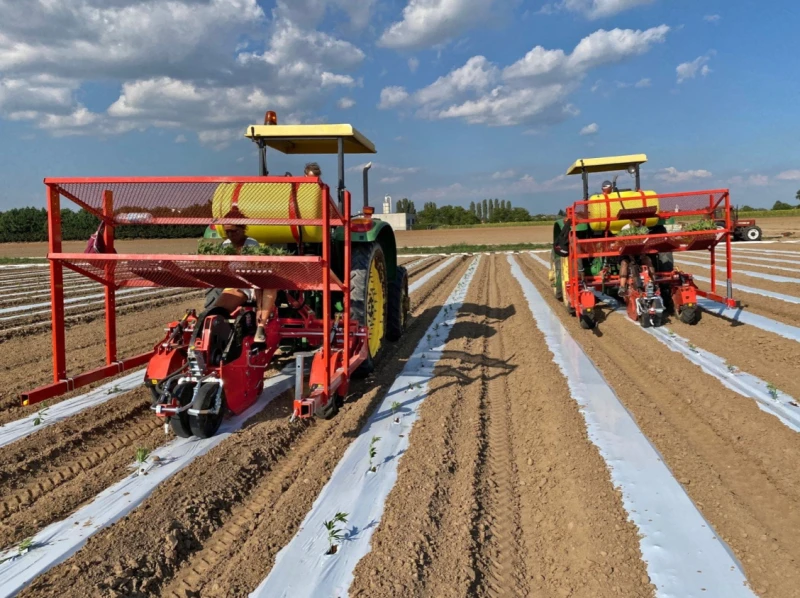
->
[566,154,647,175]
[245,124,376,154]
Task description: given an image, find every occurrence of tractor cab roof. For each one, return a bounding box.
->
[566,154,647,175]
[245,124,376,154]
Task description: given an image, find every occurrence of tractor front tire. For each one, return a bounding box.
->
[387,265,409,342]
[745,226,762,242]
[351,243,388,378]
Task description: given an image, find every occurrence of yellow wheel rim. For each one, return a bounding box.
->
[367,259,386,357]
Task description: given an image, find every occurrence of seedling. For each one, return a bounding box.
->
[135,447,150,475]
[666,329,676,338]
[106,385,121,395]
[725,361,737,374]
[687,343,698,353]
[391,401,401,423]
[323,512,348,555]
[368,435,381,472]
[0,537,34,564]
[767,383,779,400]
[32,404,49,427]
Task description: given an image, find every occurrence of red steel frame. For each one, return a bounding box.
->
[564,188,739,320]
[22,177,356,408]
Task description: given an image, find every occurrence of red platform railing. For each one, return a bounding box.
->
[564,188,738,315]
[22,176,347,406]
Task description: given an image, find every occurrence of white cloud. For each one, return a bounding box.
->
[491,169,516,179]
[546,0,654,19]
[655,167,713,183]
[387,25,668,127]
[580,122,599,135]
[174,134,187,143]
[380,176,403,183]
[408,57,420,73]
[414,172,580,202]
[704,14,721,23]
[728,174,769,187]
[378,86,410,109]
[777,170,800,181]
[378,0,498,50]
[0,0,366,143]
[677,54,713,83]
[635,77,651,88]
[337,97,356,109]
[348,162,420,175]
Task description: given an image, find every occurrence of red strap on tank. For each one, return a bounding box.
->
[288,183,301,244]
[231,182,244,210]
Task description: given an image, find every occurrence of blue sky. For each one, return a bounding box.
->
[1,0,799,213]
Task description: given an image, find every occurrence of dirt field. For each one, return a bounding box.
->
[2,243,800,597]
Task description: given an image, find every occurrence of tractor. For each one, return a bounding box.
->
[714,206,762,241]
[22,112,410,439]
[550,154,740,330]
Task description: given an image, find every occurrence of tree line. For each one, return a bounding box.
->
[0,207,204,243]
[394,198,559,227]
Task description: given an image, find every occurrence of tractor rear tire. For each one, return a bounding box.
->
[551,255,564,301]
[169,384,194,438]
[678,305,701,325]
[386,265,409,342]
[745,226,762,242]
[189,383,226,439]
[351,243,388,378]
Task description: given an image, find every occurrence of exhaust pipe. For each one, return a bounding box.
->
[362,162,372,210]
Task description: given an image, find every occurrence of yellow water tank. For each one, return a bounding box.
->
[212,181,325,244]
[586,190,660,234]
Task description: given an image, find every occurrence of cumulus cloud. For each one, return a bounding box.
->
[378,0,498,50]
[381,25,668,127]
[378,86,410,109]
[727,174,769,187]
[337,97,356,109]
[348,162,420,175]
[655,167,713,183]
[677,53,713,83]
[408,57,420,73]
[380,176,403,183]
[776,170,800,181]
[0,0,367,143]
[491,169,516,179]
[543,0,654,19]
[704,14,721,23]
[580,123,599,135]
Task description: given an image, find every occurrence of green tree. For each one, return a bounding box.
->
[796,189,800,203]
[482,199,488,221]
[469,201,476,215]
[772,200,794,210]
[557,209,566,217]
[487,200,494,221]
[476,203,483,221]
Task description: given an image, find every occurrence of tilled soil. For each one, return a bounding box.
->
[349,255,654,598]
[692,277,800,328]
[676,260,800,297]
[0,293,203,423]
[17,257,469,598]
[519,253,800,597]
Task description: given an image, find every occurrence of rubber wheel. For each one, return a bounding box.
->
[678,305,701,325]
[639,312,652,328]
[745,226,762,241]
[189,383,226,439]
[551,255,563,301]
[169,383,194,438]
[386,265,409,342]
[351,243,388,378]
[579,312,596,330]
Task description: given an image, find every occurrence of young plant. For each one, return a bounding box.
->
[32,404,49,427]
[0,537,34,564]
[391,401,401,423]
[687,342,698,353]
[135,447,150,474]
[323,512,348,555]
[767,383,779,400]
[368,435,381,472]
[725,361,737,374]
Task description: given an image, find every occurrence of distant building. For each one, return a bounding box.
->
[376,194,414,230]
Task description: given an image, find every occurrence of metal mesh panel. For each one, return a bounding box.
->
[51,178,342,225]
[58,256,343,291]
